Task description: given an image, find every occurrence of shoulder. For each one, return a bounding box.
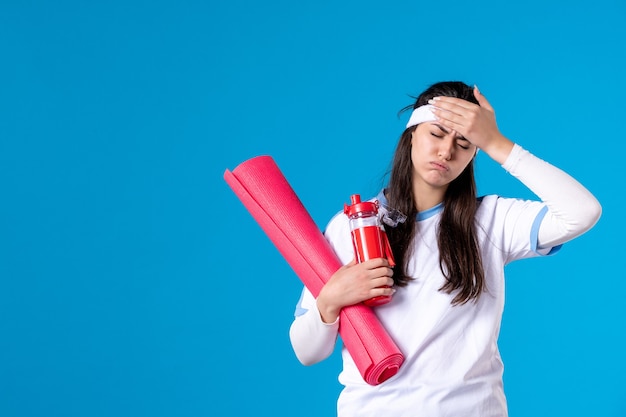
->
[323,208,353,263]
[324,209,349,237]
[476,194,543,216]
[476,194,547,235]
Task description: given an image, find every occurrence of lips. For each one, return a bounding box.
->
[430,161,449,171]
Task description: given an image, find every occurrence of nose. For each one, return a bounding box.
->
[438,136,455,161]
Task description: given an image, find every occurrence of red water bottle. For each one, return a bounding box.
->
[344,194,396,307]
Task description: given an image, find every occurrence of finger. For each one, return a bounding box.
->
[474,85,494,112]
[369,264,394,278]
[362,257,389,269]
[371,286,396,297]
[369,276,389,288]
[371,274,394,287]
[378,276,394,287]
[431,107,467,130]
[430,96,476,112]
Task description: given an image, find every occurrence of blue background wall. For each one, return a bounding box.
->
[1,1,625,416]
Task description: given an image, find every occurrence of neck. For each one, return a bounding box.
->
[413,182,447,213]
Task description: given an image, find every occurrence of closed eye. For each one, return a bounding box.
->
[431,124,472,150]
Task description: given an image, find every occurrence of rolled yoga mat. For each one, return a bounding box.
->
[224,155,404,385]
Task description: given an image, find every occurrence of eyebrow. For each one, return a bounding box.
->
[433,124,468,141]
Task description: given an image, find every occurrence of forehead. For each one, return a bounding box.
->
[417,122,464,138]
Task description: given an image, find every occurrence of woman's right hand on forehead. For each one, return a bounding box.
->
[429,86,514,164]
[316,258,395,323]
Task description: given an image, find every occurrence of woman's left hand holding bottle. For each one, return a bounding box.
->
[316,258,394,323]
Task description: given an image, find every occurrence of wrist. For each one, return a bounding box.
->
[481,135,514,165]
[316,298,340,324]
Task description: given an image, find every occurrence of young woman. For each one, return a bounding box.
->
[289,81,602,416]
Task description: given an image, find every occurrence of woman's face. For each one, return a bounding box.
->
[410,122,476,192]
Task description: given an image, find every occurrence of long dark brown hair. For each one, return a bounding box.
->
[385,81,484,305]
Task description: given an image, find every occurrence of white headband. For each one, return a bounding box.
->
[405,104,437,129]
[406,104,479,153]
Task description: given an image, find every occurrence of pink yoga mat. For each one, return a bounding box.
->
[224,155,404,385]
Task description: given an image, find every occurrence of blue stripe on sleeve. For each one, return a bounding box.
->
[294,288,309,317]
[530,205,562,256]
